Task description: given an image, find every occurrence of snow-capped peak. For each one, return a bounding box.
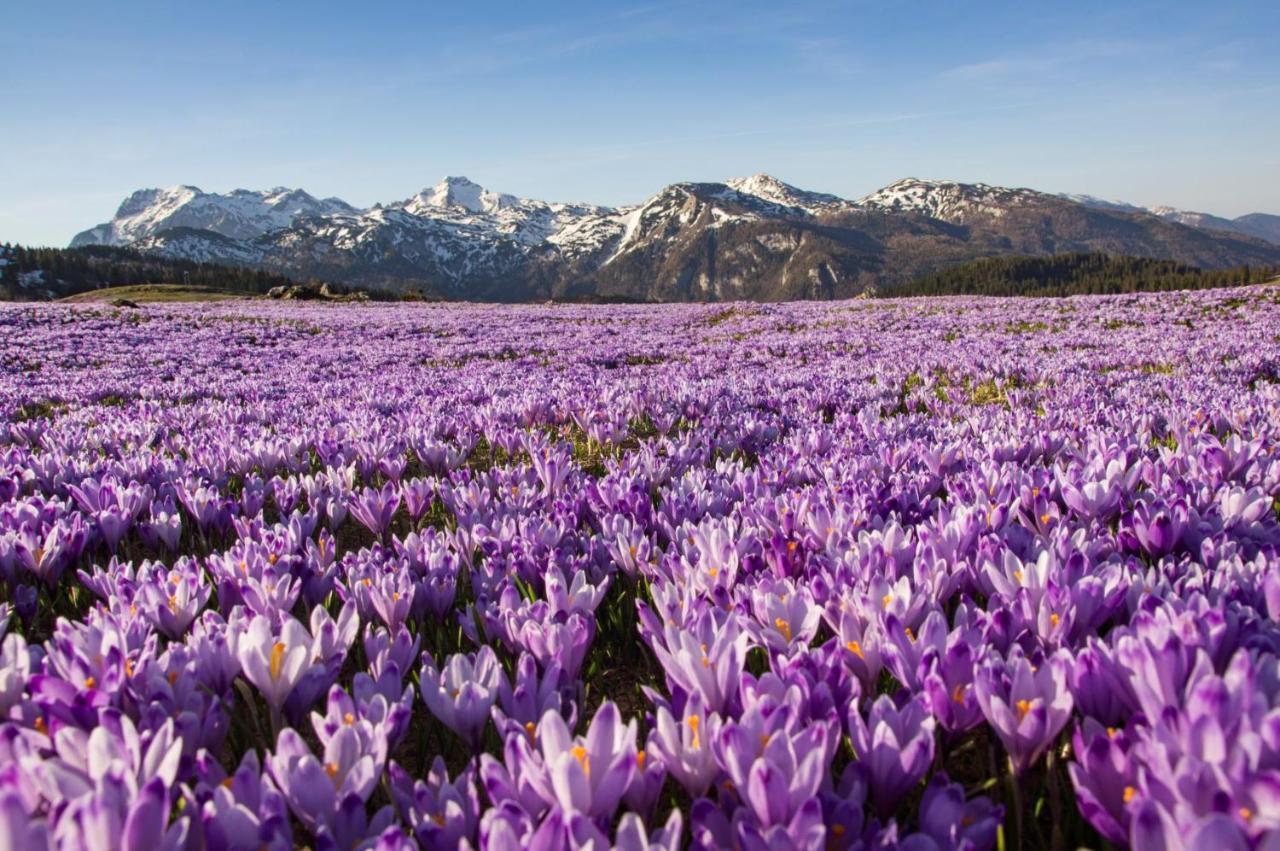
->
[726,173,797,200]
[858,178,1046,223]
[725,173,851,214]
[71,184,358,247]
[403,176,520,216]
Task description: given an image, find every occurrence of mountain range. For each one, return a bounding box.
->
[69,175,1280,301]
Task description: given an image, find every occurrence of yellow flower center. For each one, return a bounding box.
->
[572,745,590,777]
[636,751,646,769]
[1015,699,1031,720]
[881,594,893,609]
[952,684,967,704]
[1240,807,1253,822]
[343,712,355,725]
[325,762,339,781]
[1050,613,1060,627]
[687,715,701,749]
[846,640,864,658]
[774,618,793,643]
[84,676,96,689]
[269,641,286,681]
[1123,786,1136,804]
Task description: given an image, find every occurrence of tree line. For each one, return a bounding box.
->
[0,243,308,300]
[891,252,1277,298]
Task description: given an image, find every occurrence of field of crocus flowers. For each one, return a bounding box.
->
[1,287,1278,851]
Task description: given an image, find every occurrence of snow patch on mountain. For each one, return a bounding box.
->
[725,174,853,215]
[71,185,358,248]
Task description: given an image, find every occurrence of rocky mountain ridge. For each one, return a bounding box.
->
[69,174,1280,301]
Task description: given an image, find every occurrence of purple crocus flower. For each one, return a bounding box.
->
[914,771,1003,851]
[544,568,610,617]
[921,639,983,733]
[348,482,402,539]
[1067,719,1137,845]
[974,647,1074,774]
[690,794,826,851]
[363,624,420,683]
[506,609,596,684]
[714,708,833,830]
[346,560,417,632]
[388,756,479,851]
[615,810,684,851]
[135,557,212,639]
[266,726,381,838]
[493,652,576,736]
[751,578,822,654]
[1130,803,1254,851]
[312,680,410,766]
[0,789,50,850]
[12,516,87,589]
[235,614,313,713]
[420,646,505,748]
[537,701,637,820]
[847,694,936,817]
[623,743,667,820]
[52,776,189,851]
[1124,499,1188,558]
[141,497,183,553]
[1067,639,1139,727]
[824,608,884,693]
[649,617,751,715]
[0,629,38,715]
[649,697,722,798]
[196,748,294,851]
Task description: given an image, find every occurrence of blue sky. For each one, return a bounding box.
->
[2,0,1277,245]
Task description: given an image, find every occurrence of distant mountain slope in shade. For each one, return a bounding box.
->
[69,174,1280,301]
[1061,194,1280,247]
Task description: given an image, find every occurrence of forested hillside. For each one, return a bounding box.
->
[893,252,1276,298]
